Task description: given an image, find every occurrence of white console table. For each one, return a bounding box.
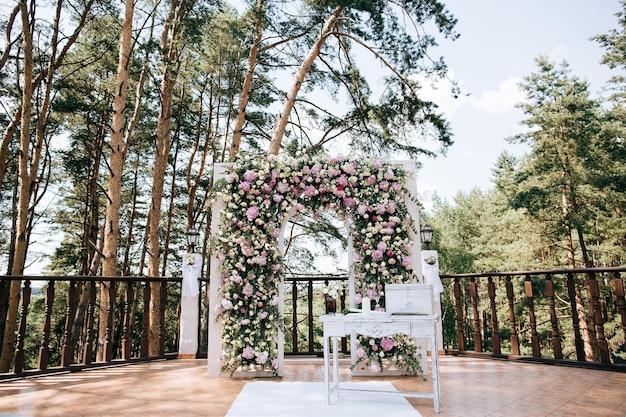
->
[320,313,440,413]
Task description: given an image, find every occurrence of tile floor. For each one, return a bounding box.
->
[0,356,624,417]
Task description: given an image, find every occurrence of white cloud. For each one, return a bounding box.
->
[472,77,525,114]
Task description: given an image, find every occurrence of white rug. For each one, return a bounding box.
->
[225,381,422,417]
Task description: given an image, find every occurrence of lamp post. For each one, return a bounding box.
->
[186,227,200,253]
[420,224,433,250]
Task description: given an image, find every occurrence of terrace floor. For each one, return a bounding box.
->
[0,355,624,417]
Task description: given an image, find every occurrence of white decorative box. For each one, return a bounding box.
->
[385,284,433,315]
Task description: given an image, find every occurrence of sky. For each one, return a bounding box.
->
[414,0,621,211]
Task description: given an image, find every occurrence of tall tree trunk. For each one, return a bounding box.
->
[267,5,344,156]
[229,0,265,161]
[0,0,34,373]
[98,0,134,361]
[561,177,596,361]
[147,0,190,355]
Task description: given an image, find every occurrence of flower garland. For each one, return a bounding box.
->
[213,153,420,376]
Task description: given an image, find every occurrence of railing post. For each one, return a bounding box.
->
[141,282,150,358]
[566,272,585,361]
[545,274,562,359]
[291,279,298,354]
[104,282,117,362]
[122,283,133,360]
[13,280,31,374]
[469,277,482,352]
[587,272,610,363]
[505,277,519,355]
[453,277,465,351]
[487,276,501,354]
[159,281,167,356]
[524,275,541,357]
[614,272,625,337]
[38,281,55,370]
[308,280,314,353]
[83,281,97,364]
[61,280,77,367]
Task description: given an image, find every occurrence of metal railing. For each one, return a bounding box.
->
[0,275,182,380]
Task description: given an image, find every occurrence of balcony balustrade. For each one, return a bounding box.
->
[1,266,625,381]
[0,275,181,380]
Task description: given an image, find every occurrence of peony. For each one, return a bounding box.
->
[242,346,254,359]
[246,206,260,220]
[243,170,258,182]
[256,351,269,364]
[381,337,394,352]
[238,181,251,192]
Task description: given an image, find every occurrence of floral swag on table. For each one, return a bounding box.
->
[212,153,423,376]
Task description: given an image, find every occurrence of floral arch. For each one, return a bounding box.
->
[207,154,425,377]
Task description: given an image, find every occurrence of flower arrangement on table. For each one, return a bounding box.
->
[212,152,422,376]
[352,334,423,375]
[424,255,437,265]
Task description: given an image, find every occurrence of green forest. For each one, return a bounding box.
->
[1,0,625,371]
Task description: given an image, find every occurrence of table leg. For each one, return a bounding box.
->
[431,331,440,413]
[323,334,330,405]
[332,336,339,390]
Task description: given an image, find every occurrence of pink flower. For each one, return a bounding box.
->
[238,181,251,192]
[371,249,383,260]
[256,352,268,365]
[356,347,366,359]
[273,194,283,203]
[357,203,368,216]
[343,197,355,208]
[377,241,387,251]
[381,337,394,352]
[256,254,267,266]
[246,206,260,220]
[328,167,341,177]
[242,241,254,256]
[277,182,289,193]
[243,283,254,297]
[337,175,349,187]
[243,170,257,182]
[366,175,377,186]
[402,256,411,266]
[304,185,317,198]
[225,174,235,183]
[373,159,383,169]
[242,346,254,359]
[379,180,389,191]
[311,163,322,174]
[342,162,356,174]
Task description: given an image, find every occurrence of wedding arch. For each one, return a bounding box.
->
[207,154,425,377]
